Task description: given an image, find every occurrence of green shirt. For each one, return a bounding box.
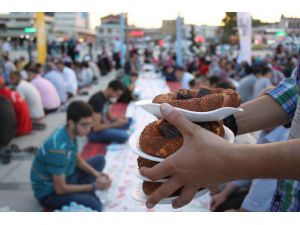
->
[30,126,78,199]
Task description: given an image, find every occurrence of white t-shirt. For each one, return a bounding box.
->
[16,80,44,119]
[181,72,194,90]
[62,67,78,96]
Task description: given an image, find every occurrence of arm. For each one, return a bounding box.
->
[53,174,93,195]
[140,103,300,209]
[76,155,100,178]
[235,95,289,135]
[234,78,298,135]
[92,112,124,132]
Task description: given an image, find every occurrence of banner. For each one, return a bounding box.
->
[120,13,125,67]
[237,12,252,65]
[36,12,47,65]
[176,16,183,67]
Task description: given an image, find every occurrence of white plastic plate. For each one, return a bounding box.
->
[135,169,168,182]
[129,126,234,162]
[131,183,208,204]
[135,99,243,122]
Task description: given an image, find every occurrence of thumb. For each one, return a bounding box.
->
[160,103,197,137]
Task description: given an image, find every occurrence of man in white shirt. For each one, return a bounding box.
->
[174,66,194,90]
[10,71,45,126]
[56,61,78,98]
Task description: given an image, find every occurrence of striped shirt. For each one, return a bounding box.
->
[30,126,78,199]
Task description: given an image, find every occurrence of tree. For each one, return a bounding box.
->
[221,12,237,43]
[189,25,198,52]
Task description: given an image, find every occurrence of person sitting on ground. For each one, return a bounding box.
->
[174,66,194,90]
[43,63,68,105]
[30,101,111,212]
[0,96,16,164]
[82,61,94,87]
[215,80,236,90]
[118,72,139,103]
[55,60,78,99]
[26,64,61,114]
[237,66,256,103]
[9,71,45,130]
[0,76,32,136]
[2,54,16,84]
[163,65,177,82]
[88,80,132,144]
[208,76,221,88]
[253,66,273,98]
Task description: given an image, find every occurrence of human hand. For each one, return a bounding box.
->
[210,192,227,211]
[113,118,128,127]
[95,173,112,190]
[139,103,234,209]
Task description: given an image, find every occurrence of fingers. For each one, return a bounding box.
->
[145,178,182,209]
[160,103,198,137]
[139,160,172,181]
[172,186,199,209]
[210,198,217,211]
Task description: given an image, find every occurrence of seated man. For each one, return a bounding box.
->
[118,72,138,103]
[174,66,194,90]
[88,80,131,143]
[55,61,78,99]
[0,76,32,136]
[30,101,111,212]
[43,63,68,105]
[0,96,16,164]
[26,64,61,114]
[9,71,45,130]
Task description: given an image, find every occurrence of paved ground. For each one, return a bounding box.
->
[0,72,116,212]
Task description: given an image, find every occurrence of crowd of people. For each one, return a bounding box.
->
[0,37,300,212]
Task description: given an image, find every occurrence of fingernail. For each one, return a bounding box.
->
[161,103,173,116]
[146,202,155,209]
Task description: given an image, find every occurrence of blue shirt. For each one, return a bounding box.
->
[233,126,290,211]
[237,74,256,103]
[44,70,67,104]
[30,126,78,199]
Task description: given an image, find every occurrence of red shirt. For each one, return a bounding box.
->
[0,87,32,136]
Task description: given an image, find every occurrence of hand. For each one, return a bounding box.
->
[95,173,112,190]
[139,103,234,209]
[210,192,227,211]
[113,118,128,127]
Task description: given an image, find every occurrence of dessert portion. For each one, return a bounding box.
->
[139,119,224,158]
[152,88,240,111]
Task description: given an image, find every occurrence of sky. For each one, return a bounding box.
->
[2,0,300,29]
[86,0,300,29]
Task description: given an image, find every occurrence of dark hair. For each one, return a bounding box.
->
[25,63,40,74]
[10,70,21,78]
[108,79,124,91]
[252,66,263,75]
[174,65,185,72]
[216,81,236,90]
[67,101,93,123]
[189,79,196,87]
[262,66,272,76]
[208,76,221,86]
